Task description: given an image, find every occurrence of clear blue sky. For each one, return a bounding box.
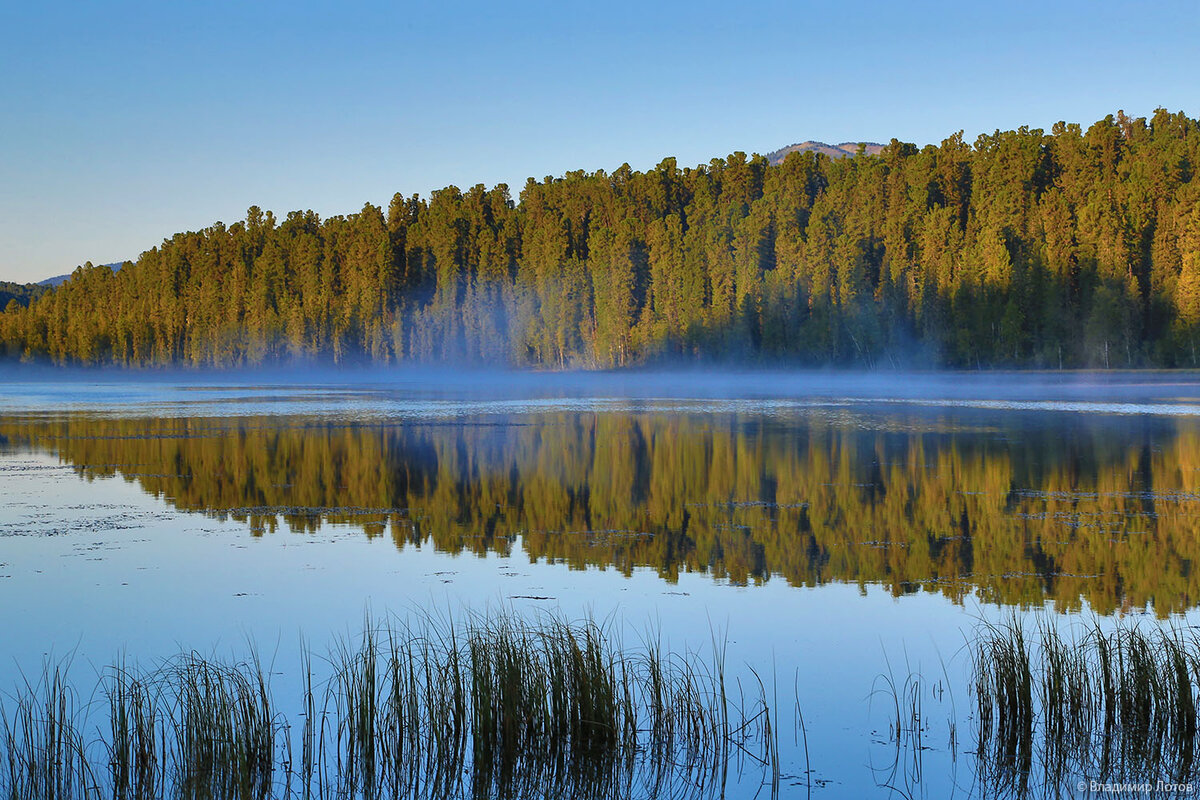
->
[1,0,1196,283]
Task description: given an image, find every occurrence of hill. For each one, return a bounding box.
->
[38,262,125,287]
[0,281,47,309]
[765,140,886,165]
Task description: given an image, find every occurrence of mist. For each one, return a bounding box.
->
[4,359,1200,411]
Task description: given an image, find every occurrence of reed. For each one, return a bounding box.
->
[869,653,940,797]
[0,611,779,800]
[974,617,1200,793]
[318,612,770,799]
[165,651,279,799]
[103,659,161,800]
[0,660,95,800]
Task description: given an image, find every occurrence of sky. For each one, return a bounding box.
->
[1,0,1197,284]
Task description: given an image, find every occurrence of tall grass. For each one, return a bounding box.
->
[166,652,279,799]
[0,660,96,800]
[319,613,776,799]
[0,611,779,800]
[105,659,160,800]
[974,617,1200,794]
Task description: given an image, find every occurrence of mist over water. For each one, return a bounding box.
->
[5,365,1200,410]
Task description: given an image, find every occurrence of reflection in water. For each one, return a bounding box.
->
[3,408,1198,615]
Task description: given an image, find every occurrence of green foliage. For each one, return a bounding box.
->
[0,281,46,312]
[4,109,1200,367]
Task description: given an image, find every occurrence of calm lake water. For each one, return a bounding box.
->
[3,370,1200,798]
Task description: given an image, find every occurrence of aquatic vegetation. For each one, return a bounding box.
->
[166,653,277,799]
[974,618,1200,796]
[0,660,94,800]
[106,659,160,800]
[0,612,779,800]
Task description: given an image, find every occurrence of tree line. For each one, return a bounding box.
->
[3,109,1200,368]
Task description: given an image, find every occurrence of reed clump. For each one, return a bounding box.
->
[0,611,778,800]
[1,661,96,800]
[974,617,1200,795]
[321,613,775,799]
[106,659,160,800]
[166,652,278,799]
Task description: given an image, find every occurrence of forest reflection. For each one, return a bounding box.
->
[3,409,1198,616]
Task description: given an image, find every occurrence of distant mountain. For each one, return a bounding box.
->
[765,141,886,165]
[38,262,124,287]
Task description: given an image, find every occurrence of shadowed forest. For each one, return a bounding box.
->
[5,410,1198,615]
[3,110,1200,368]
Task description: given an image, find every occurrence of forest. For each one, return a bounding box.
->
[0,281,45,311]
[2,109,1199,368]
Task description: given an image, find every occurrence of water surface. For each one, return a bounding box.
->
[4,371,1200,797]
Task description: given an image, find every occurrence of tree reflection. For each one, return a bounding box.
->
[5,410,1198,615]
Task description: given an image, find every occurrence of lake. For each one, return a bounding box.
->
[3,370,1200,798]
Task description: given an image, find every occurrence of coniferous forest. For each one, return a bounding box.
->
[4,109,1200,369]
